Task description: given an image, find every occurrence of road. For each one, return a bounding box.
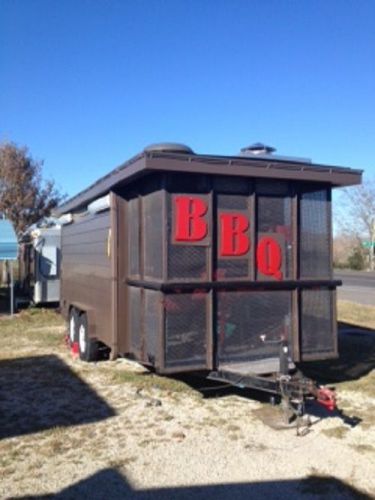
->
[334,270,375,306]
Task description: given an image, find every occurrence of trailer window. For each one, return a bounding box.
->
[39,246,57,278]
[300,189,331,278]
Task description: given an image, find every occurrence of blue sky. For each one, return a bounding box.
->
[1,0,374,198]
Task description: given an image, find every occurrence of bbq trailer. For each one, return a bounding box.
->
[56,143,362,416]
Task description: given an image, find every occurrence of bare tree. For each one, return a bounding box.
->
[335,179,375,270]
[0,142,64,235]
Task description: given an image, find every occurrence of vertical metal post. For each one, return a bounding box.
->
[10,261,14,316]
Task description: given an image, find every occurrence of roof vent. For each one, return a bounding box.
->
[240,142,312,163]
[240,142,276,156]
[144,143,195,154]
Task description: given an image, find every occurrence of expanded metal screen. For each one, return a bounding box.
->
[301,288,334,355]
[167,193,209,280]
[300,189,331,278]
[257,196,293,280]
[127,197,140,277]
[215,176,251,193]
[256,180,290,195]
[128,286,142,355]
[217,290,292,365]
[216,193,251,279]
[164,292,207,368]
[143,190,163,280]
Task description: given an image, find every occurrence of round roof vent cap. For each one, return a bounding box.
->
[240,142,276,156]
[144,142,195,154]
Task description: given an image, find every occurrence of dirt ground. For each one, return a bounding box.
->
[0,307,374,499]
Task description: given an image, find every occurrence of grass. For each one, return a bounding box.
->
[109,369,199,396]
[0,308,65,355]
[338,300,375,330]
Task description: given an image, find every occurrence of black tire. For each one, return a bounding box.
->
[77,313,98,362]
[68,308,79,346]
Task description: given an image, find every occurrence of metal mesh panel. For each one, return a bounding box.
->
[256,180,289,195]
[144,289,160,364]
[217,194,248,210]
[168,245,208,280]
[257,196,293,279]
[127,197,140,277]
[128,286,142,354]
[300,190,331,278]
[216,195,251,279]
[167,173,209,192]
[301,289,334,354]
[214,177,250,193]
[216,259,249,279]
[167,194,209,280]
[143,190,163,279]
[217,291,292,365]
[164,292,207,368]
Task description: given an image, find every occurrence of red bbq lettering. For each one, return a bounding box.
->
[257,236,283,280]
[220,213,250,256]
[174,196,208,242]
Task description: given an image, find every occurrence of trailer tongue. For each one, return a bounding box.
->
[208,336,336,429]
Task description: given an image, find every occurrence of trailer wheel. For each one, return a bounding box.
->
[69,308,79,345]
[78,313,98,362]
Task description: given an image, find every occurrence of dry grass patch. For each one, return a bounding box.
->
[338,300,375,330]
[0,308,65,354]
[321,426,350,440]
[109,369,199,398]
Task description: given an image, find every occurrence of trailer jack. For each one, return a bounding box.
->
[276,372,337,435]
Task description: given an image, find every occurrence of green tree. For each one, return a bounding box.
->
[347,246,365,271]
[335,179,375,271]
[0,142,64,235]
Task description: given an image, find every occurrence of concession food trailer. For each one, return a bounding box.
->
[56,143,362,415]
[18,222,61,305]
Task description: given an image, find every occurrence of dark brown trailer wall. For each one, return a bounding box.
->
[115,176,164,366]
[60,210,113,346]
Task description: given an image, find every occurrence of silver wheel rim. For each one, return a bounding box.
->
[79,323,86,354]
[69,315,75,343]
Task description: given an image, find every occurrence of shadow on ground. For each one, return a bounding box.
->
[0,355,115,440]
[298,322,375,385]
[10,467,371,499]
[0,286,11,314]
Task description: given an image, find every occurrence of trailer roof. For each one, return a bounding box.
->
[56,149,363,215]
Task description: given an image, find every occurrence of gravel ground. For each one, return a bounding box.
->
[0,319,374,499]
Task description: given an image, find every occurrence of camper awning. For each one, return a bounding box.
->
[0,220,18,260]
